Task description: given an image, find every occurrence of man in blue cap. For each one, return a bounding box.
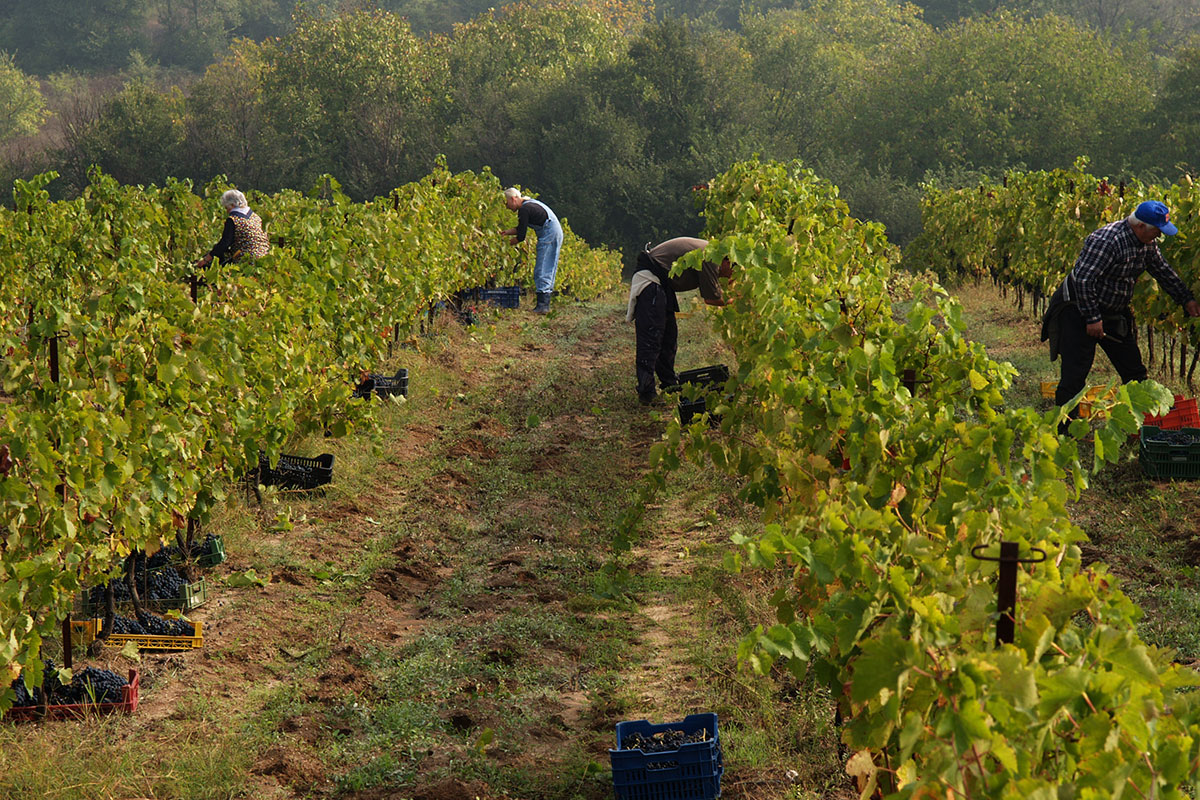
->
[1042,200,1200,423]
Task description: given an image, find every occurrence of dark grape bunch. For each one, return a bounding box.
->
[1145,429,1200,446]
[152,533,219,564]
[8,661,128,707]
[621,728,710,752]
[87,562,186,607]
[109,613,195,637]
[70,667,128,704]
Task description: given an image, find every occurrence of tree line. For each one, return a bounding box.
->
[0,0,1198,257]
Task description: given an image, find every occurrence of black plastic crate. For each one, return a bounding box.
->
[610,713,722,800]
[478,286,521,309]
[258,452,334,490]
[676,365,729,389]
[679,397,709,426]
[353,368,408,399]
[679,395,727,427]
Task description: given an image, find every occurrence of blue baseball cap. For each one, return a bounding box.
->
[1134,200,1179,236]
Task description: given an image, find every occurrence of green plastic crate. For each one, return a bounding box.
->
[1139,426,1200,479]
[191,536,225,568]
[79,576,208,616]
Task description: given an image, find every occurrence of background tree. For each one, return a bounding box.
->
[0,52,46,142]
[0,0,152,74]
[1149,44,1200,175]
[63,80,186,189]
[847,12,1151,182]
[256,9,444,197]
[184,41,274,189]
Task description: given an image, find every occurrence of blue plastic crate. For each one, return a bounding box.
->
[478,286,521,309]
[610,713,722,800]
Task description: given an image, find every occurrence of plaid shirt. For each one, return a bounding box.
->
[1063,219,1193,324]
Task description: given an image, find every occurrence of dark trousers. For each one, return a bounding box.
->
[1055,302,1146,407]
[634,284,678,398]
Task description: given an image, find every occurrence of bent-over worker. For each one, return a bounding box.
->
[625,237,731,405]
[500,188,562,314]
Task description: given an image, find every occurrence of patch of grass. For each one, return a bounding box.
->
[0,712,251,800]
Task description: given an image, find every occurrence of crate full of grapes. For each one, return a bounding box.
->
[170,534,225,568]
[1140,426,1200,480]
[609,712,722,800]
[81,573,208,616]
[4,667,140,721]
[95,615,204,652]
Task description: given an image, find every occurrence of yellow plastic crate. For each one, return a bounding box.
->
[69,619,101,645]
[98,621,203,652]
[1040,383,1115,405]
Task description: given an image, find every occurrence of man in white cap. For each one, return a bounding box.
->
[1042,200,1200,423]
[500,187,562,314]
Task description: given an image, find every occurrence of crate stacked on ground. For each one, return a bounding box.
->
[81,552,208,616]
[676,365,730,426]
[479,286,521,308]
[1139,426,1200,479]
[458,285,522,309]
[609,712,723,800]
[257,452,335,490]
[353,368,409,400]
[4,666,139,721]
[169,533,226,568]
[1143,396,1200,430]
[93,615,204,651]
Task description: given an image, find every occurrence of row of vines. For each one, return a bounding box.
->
[620,158,1199,796]
[906,158,1200,383]
[0,161,621,705]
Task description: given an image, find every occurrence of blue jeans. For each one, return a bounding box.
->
[529,203,563,293]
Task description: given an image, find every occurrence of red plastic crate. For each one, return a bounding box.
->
[4,669,139,721]
[1144,396,1199,430]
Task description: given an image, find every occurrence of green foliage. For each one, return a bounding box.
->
[71,80,187,187]
[1152,45,1200,174]
[257,9,445,199]
[0,0,151,74]
[850,13,1151,181]
[620,157,1200,794]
